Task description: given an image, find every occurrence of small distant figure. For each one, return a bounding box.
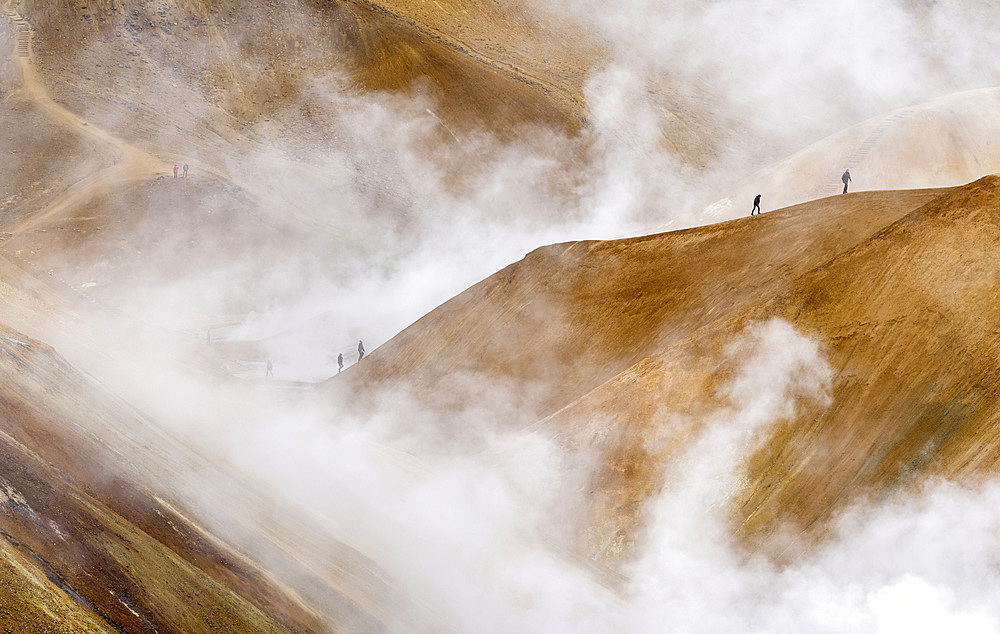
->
[183,163,189,178]
[842,168,851,194]
[337,352,344,373]
[751,193,761,215]
[173,164,179,178]
[357,340,365,361]
[265,360,273,377]
[206,329,211,344]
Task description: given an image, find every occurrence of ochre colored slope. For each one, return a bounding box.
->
[0,93,116,226]
[13,0,730,178]
[345,178,1000,565]
[2,0,597,275]
[21,0,588,143]
[352,188,948,421]
[0,535,114,633]
[0,322,385,632]
[736,175,1000,553]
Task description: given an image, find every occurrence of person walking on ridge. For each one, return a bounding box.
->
[751,193,761,215]
[358,340,365,361]
[842,168,851,194]
[173,164,179,178]
[337,352,344,373]
[265,360,273,377]
[183,163,189,178]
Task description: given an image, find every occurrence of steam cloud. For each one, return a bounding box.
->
[12,0,1000,631]
[221,0,1000,369]
[529,0,1000,149]
[160,315,1000,632]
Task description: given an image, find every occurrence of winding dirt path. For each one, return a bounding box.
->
[3,3,166,236]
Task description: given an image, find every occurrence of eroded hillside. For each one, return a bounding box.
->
[3,0,1000,629]
[8,0,747,210]
[0,319,396,631]
[342,177,1000,566]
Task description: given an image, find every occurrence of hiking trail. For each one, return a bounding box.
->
[3,2,166,236]
[821,108,916,196]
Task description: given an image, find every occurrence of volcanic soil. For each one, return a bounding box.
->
[3,0,1000,630]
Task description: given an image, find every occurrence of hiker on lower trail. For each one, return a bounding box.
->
[173,164,178,178]
[842,168,851,193]
[183,163,189,178]
[266,360,273,377]
[751,193,761,215]
[358,340,365,361]
[337,353,344,373]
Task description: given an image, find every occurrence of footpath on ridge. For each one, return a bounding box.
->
[3,3,166,238]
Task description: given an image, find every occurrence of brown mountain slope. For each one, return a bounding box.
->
[0,535,115,632]
[12,0,729,181]
[19,0,591,141]
[737,174,1000,553]
[351,188,949,422]
[19,0,1000,184]
[340,177,1000,565]
[1,0,594,302]
[0,318,392,631]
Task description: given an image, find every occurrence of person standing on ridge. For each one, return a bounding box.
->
[266,360,273,377]
[358,340,365,361]
[337,353,344,373]
[842,168,852,194]
[183,163,189,178]
[173,164,179,178]
[751,193,761,215]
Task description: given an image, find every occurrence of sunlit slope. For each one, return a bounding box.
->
[542,178,1000,560]
[15,0,728,169]
[0,321,385,632]
[0,541,113,632]
[347,178,1000,563]
[0,26,117,227]
[20,0,586,139]
[3,0,590,260]
[353,188,948,421]
[737,174,1000,553]
[0,91,117,225]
